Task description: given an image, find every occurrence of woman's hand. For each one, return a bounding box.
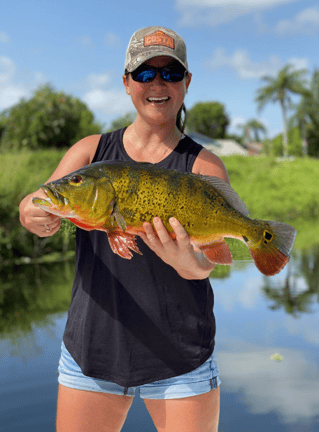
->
[139,217,216,280]
[19,190,61,237]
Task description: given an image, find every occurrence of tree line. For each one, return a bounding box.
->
[0,65,318,157]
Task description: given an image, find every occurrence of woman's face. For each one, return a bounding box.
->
[123,56,192,126]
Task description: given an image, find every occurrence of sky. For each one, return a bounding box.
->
[1,0,318,139]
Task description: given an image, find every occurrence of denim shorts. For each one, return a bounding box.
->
[58,341,221,400]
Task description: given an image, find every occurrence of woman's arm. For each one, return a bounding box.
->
[19,135,101,237]
[140,149,230,280]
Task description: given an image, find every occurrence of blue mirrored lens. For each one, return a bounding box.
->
[131,66,186,83]
[134,69,157,83]
[162,69,184,82]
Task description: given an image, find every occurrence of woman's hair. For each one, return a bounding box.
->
[176,103,187,133]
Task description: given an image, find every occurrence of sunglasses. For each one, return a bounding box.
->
[130,64,188,83]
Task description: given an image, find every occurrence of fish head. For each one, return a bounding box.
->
[32,166,116,227]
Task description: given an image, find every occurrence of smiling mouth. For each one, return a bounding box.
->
[147,97,170,104]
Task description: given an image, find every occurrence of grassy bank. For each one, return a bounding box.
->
[0,149,74,266]
[0,151,318,264]
[222,155,319,222]
[223,156,319,249]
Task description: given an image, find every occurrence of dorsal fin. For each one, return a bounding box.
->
[197,175,250,216]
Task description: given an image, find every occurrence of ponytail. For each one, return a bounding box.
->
[176,103,187,133]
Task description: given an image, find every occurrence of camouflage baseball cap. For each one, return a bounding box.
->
[124,26,189,73]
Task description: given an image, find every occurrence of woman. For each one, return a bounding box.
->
[19,26,229,432]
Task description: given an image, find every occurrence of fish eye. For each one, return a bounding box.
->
[70,175,83,185]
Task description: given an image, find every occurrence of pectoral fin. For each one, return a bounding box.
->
[113,206,127,232]
[199,239,233,265]
[107,231,143,259]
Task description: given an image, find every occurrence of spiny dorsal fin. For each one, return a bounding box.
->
[197,175,250,216]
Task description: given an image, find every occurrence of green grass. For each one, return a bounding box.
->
[222,155,319,223]
[0,149,65,203]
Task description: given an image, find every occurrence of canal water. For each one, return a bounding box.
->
[1,245,318,431]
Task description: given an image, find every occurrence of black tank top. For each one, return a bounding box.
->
[63,128,216,387]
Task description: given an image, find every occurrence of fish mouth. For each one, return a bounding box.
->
[32,184,74,216]
[41,184,69,206]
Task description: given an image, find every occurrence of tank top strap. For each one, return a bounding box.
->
[159,135,204,173]
[92,129,127,163]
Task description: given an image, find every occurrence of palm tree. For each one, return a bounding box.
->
[288,98,309,156]
[289,69,319,156]
[237,119,267,143]
[255,64,309,158]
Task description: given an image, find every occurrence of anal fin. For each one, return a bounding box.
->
[199,239,233,265]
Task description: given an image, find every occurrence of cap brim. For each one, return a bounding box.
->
[126,51,189,73]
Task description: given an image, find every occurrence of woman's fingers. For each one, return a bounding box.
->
[37,218,62,237]
[141,217,191,253]
[168,217,190,246]
[139,217,213,279]
[153,217,174,246]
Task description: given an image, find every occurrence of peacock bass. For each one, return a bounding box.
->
[32,160,297,276]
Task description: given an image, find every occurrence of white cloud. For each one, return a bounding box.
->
[0,55,47,110]
[230,116,268,135]
[0,85,28,111]
[0,56,28,109]
[176,0,299,27]
[0,31,10,43]
[86,72,111,88]
[207,47,309,79]
[82,70,134,118]
[208,48,282,79]
[275,7,319,35]
[218,346,319,423]
[76,36,93,47]
[82,88,134,116]
[0,56,15,84]
[231,116,247,129]
[104,33,122,48]
[178,0,296,6]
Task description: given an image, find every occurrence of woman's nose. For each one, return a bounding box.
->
[150,73,167,86]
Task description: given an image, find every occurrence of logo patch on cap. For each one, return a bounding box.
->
[144,31,175,49]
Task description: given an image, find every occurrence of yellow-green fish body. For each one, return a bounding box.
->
[32,160,296,276]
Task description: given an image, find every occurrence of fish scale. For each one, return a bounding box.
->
[32,160,297,276]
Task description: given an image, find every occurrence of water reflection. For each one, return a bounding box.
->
[261,245,319,316]
[1,245,319,431]
[0,261,74,344]
[218,346,319,425]
[213,247,319,430]
[1,244,318,340]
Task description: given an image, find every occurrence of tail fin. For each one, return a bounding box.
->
[249,221,297,276]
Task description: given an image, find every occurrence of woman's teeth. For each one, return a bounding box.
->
[147,97,169,104]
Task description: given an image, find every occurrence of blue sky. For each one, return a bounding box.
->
[1,0,318,138]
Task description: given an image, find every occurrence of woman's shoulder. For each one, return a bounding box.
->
[74,134,102,164]
[192,147,230,183]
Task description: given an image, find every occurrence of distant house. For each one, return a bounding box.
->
[242,141,263,156]
[187,131,249,156]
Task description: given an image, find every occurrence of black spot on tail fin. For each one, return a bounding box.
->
[265,221,297,257]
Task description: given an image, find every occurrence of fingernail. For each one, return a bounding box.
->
[169,217,177,225]
[154,217,160,224]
